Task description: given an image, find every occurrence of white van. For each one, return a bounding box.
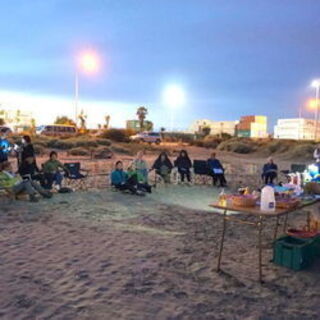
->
[36,124,77,137]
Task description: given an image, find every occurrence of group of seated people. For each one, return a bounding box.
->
[0,131,281,201]
[111,150,228,195]
[0,134,69,202]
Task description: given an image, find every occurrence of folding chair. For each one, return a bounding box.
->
[64,162,89,190]
[280,164,307,183]
[291,164,306,173]
[193,160,211,185]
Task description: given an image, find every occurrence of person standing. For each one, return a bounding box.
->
[21,135,35,160]
[174,150,192,183]
[0,132,11,164]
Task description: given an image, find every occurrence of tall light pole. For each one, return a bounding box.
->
[75,72,79,123]
[163,85,185,132]
[312,79,320,140]
[74,51,100,124]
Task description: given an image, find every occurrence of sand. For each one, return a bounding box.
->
[1,184,320,320]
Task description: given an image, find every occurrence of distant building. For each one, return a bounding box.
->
[236,115,267,138]
[274,118,320,140]
[126,120,153,131]
[188,119,238,136]
[0,109,33,132]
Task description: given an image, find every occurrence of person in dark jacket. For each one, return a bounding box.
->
[207,152,227,187]
[19,135,35,165]
[174,150,192,183]
[152,151,173,183]
[18,156,52,198]
[262,157,278,185]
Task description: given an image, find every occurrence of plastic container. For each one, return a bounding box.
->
[273,236,317,270]
[260,185,276,212]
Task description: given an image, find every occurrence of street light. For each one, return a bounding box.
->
[311,79,320,140]
[74,51,100,123]
[163,85,185,131]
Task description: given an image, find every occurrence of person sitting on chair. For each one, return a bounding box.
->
[18,156,46,187]
[42,151,67,190]
[111,161,151,195]
[0,161,50,202]
[207,152,227,187]
[262,157,278,185]
[152,151,173,183]
[174,150,192,184]
[131,150,149,184]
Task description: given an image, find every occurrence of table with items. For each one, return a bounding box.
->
[210,187,319,283]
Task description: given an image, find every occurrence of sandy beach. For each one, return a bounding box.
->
[1,182,320,320]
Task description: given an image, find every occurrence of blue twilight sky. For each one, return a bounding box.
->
[0,0,320,130]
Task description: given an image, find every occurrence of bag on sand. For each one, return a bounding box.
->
[58,187,73,193]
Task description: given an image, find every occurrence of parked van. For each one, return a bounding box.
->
[36,124,77,137]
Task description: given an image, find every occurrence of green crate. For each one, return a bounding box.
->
[273,236,315,271]
[310,236,320,257]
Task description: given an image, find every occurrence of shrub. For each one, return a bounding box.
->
[100,129,133,142]
[93,147,113,159]
[33,144,46,155]
[95,138,111,146]
[230,142,254,154]
[162,132,195,143]
[284,144,314,160]
[46,139,75,150]
[69,147,90,156]
[217,138,256,154]
[110,145,131,154]
[190,139,204,147]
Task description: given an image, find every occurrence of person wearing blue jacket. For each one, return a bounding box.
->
[0,132,11,163]
[262,157,278,185]
[207,152,227,187]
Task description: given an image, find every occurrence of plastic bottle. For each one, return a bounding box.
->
[260,185,276,212]
[218,188,227,207]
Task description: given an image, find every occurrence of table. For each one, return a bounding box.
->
[210,199,318,283]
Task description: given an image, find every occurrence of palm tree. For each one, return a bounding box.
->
[105,115,111,129]
[136,106,148,131]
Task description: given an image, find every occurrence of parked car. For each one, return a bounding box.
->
[0,126,12,135]
[130,132,162,144]
[36,124,77,137]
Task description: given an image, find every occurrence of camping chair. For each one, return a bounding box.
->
[64,162,89,190]
[193,160,211,185]
[152,169,168,188]
[280,164,307,182]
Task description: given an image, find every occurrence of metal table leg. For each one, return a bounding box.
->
[307,211,311,232]
[283,213,289,233]
[257,216,263,283]
[273,215,279,240]
[217,209,228,272]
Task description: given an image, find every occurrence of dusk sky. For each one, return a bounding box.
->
[1,0,320,130]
